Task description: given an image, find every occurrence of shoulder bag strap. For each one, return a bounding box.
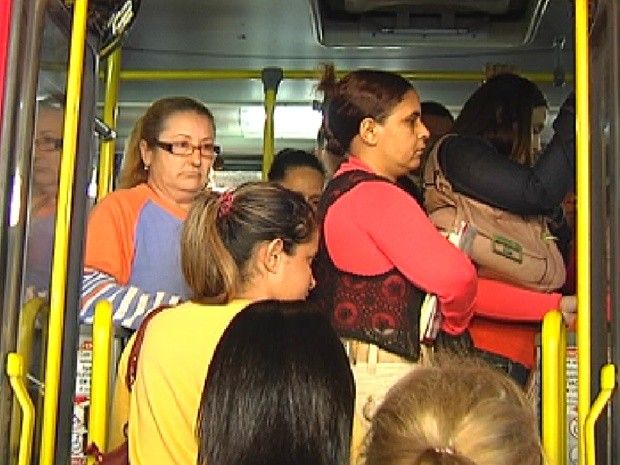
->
[424,134,456,194]
[125,304,174,391]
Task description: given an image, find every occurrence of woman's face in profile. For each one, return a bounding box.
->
[373,90,430,180]
[530,105,548,158]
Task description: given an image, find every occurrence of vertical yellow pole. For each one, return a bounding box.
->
[39,0,89,463]
[574,2,591,465]
[97,48,121,201]
[541,310,567,465]
[261,67,283,179]
[86,301,113,464]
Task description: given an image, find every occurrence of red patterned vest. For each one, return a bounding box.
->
[311,170,425,361]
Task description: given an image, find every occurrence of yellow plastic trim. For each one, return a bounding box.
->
[584,364,616,465]
[541,310,567,465]
[39,0,89,463]
[97,48,121,201]
[261,88,277,180]
[86,301,114,464]
[7,353,35,465]
[116,69,571,83]
[574,2,591,465]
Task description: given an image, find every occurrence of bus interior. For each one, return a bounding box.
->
[0,1,618,465]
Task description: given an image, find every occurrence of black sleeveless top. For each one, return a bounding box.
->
[311,170,425,361]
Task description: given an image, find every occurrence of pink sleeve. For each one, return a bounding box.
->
[337,181,477,335]
[475,278,562,322]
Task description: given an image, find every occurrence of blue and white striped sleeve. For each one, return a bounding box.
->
[80,267,181,330]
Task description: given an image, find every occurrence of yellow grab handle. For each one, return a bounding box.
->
[7,353,35,465]
[584,364,616,465]
[10,298,47,455]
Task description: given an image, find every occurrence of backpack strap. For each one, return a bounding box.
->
[423,134,456,194]
[125,304,173,390]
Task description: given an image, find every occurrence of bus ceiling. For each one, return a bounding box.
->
[312,0,551,47]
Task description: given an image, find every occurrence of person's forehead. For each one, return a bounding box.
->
[160,111,214,133]
[388,90,421,117]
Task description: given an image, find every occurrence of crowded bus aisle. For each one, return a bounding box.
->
[0,2,617,465]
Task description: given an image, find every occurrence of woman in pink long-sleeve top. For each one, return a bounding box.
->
[311,65,477,361]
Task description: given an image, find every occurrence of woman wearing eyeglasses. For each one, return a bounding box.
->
[24,99,65,294]
[79,97,220,329]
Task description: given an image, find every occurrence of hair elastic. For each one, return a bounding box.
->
[218,191,234,218]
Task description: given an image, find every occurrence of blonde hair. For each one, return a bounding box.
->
[181,182,317,304]
[364,356,542,465]
[118,97,215,189]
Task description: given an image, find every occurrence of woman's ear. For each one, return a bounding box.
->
[359,117,379,146]
[262,238,284,273]
[140,139,153,169]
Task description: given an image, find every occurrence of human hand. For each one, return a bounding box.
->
[552,92,575,141]
[559,92,575,114]
[560,295,577,328]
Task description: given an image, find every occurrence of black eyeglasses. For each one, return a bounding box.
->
[154,140,221,160]
[34,136,63,152]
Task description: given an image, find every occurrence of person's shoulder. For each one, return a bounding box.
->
[104,184,152,204]
[441,134,495,154]
[147,300,249,331]
[349,176,418,200]
[90,184,152,218]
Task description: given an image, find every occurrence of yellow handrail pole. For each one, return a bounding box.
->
[97,48,121,201]
[261,68,283,179]
[542,311,567,465]
[7,353,35,465]
[584,364,616,465]
[39,0,89,463]
[560,325,567,462]
[86,301,113,464]
[116,69,571,83]
[574,2,591,465]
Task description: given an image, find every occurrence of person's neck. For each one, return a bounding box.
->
[147,180,195,212]
[352,152,396,182]
[235,281,273,302]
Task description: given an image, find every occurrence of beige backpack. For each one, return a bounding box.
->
[423,135,566,292]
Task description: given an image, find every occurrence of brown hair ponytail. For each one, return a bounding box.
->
[182,182,317,304]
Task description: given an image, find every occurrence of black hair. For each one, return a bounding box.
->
[421,101,454,123]
[318,64,414,157]
[268,148,326,182]
[197,300,355,465]
[452,73,548,165]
